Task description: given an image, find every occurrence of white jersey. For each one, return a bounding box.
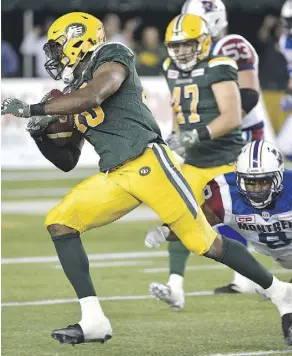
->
[205,170,292,260]
[212,34,265,130]
[279,33,292,78]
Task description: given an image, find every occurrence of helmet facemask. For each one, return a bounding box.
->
[236,172,284,209]
[44,35,96,83]
[44,13,106,83]
[167,34,209,72]
[167,39,199,71]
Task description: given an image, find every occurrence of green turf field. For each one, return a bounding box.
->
[2,170,292,356]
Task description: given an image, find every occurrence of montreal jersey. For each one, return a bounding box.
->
[212,34,265,131]
[205,169,292,259]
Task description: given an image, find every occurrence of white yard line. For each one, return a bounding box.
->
[53,260,153,269]
[2,250,168,264]
[2,169,98,181]
[143,265,227,273]
[208,350,292,356]
[1,290,214,307]
[1,200,159,220]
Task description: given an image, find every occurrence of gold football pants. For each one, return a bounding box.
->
[182,163,236,205]
[45,144,216,255]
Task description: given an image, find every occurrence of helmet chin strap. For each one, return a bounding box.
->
[61,58,81,84]
[62,67,74,84]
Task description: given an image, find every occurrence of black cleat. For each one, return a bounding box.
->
[282,313,292,346]
[214,283,241,294]
[51,324,112,345]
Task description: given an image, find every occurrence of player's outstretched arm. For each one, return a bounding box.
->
[32,62,128,117]
[208,80,242,138]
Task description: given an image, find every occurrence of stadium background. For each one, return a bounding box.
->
[2,1,292,356]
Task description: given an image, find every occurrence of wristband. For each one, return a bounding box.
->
[197,126,212,141]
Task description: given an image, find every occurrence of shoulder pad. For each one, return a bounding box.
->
[163,57,171,71]
[208,56,238,70]
[212,34,258,69]
[93,42,134,58]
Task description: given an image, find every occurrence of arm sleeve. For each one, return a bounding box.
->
[32,133,83,172]
[206,57,238,86]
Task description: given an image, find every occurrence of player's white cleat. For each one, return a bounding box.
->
[145,226,170,249]
[149,282,185,310]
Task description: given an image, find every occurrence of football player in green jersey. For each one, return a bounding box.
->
[2,12,291,348]
[146,13,248,308]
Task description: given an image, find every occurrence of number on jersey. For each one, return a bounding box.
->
[75,108,105,133]
[172,84,200,125]
[259,232,291,249]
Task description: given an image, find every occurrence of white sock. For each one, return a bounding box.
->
[265,277,292,316]
[167,274,184,290]
[79,296,108,337]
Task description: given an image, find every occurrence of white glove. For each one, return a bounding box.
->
[165,132,186,157]
[145,226,170,248]
[180,129,200,148]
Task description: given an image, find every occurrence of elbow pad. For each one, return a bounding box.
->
[240,88,259,114]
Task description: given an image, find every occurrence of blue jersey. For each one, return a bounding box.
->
[206,169,292,258]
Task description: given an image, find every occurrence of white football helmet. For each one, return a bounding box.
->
[181,0,228,39]
[281,0,292,34]
[236,140,284,209]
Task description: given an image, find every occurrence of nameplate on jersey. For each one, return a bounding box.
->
[167,70,179,79]
[235,215,255,223]
[191,68,205,77]
[176,79,193,85]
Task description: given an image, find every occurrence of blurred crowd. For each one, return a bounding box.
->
[0,11,288,90]
[2,13,167,78]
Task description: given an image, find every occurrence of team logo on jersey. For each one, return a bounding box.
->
[167,70,179,79]
[235,215,255,223]
[65,23,86,38]
[139,166,151,176]
[261,211,270,220]
[191,68,205,77]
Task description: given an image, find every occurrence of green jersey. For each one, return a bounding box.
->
[162,56,244,167]
[69,43,163,172]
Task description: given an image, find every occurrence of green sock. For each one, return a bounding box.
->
[52,233,96,299]
[168,241,190,277]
